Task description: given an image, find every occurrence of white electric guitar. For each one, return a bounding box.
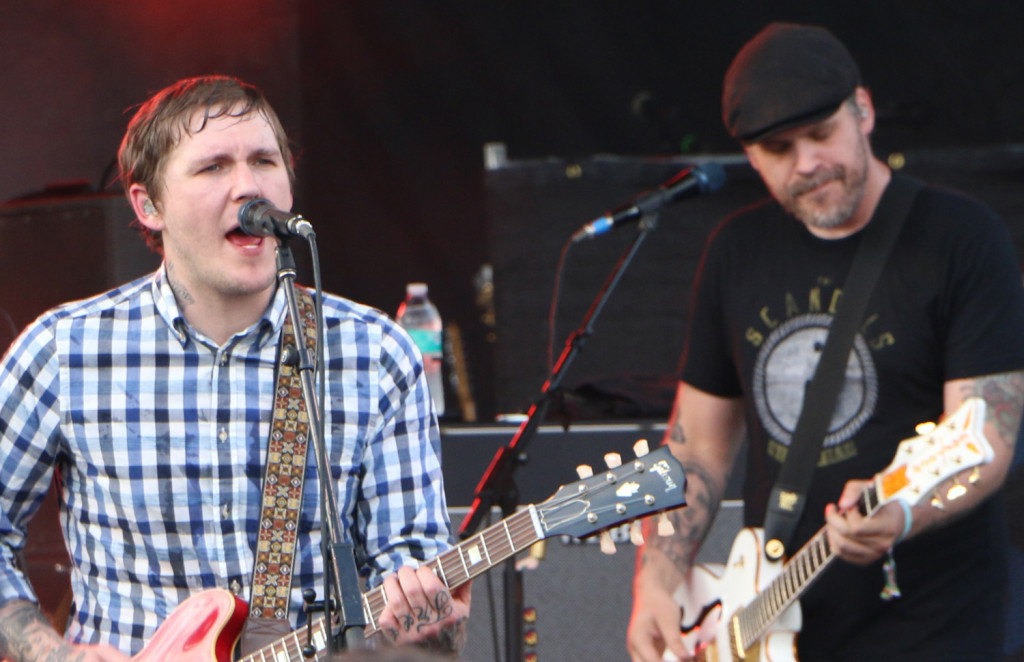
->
[672,396,994,662]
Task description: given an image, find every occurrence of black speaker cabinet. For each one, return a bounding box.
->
[0,193,159,628]
[450,503,743,662]
[442,420,746,662]
[0,193,160,348]
[483,148,1024,417]
[483,155,767,417]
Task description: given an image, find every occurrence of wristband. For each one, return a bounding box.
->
[896,499,913,543]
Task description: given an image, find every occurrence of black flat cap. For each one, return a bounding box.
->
[722,22,861,143]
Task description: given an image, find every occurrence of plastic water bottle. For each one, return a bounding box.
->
[396,283,445,417]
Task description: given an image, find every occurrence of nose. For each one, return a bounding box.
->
[792,139,824,176]
[231,163,262,201]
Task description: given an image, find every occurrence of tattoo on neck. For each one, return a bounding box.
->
[166,261,195,306]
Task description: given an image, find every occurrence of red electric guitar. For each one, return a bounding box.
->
[672,396,994,662]
[129,443,686,661]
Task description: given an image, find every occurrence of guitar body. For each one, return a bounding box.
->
[673,527,800,662]
[133,589,246,662]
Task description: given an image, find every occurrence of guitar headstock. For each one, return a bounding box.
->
[876,397,993,508]
[533,441,686,541]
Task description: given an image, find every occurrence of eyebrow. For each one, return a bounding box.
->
[189,146,281,166]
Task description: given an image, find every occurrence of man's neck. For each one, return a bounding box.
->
[171,281,275,346]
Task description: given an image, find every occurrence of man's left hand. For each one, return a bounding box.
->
[377,565,471,654]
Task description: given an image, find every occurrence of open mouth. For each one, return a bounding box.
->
[226,227,264,248]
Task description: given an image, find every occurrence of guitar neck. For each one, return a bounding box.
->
[241,506,544,661]
[736,485,883,649]
[363,505,543,634]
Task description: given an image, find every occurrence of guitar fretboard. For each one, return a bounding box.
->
[241,506,543,661]
[735,485,882,650]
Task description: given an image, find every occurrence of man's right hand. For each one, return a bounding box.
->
[627,547,692,662]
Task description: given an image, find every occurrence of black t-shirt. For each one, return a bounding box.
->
[681,173,1024,660]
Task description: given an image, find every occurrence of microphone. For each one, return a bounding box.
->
[238,198,315,239]
[571,162,726,242]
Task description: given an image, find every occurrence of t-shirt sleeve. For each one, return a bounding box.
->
[679,216,745,397]
[936,193,1024,379]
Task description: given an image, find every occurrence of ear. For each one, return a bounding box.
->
[853,86,875,134]
[742,144,763,175]
[129,184,164,231]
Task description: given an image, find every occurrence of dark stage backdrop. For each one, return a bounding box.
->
[2,5,1024,658]
[5,2,1024,420]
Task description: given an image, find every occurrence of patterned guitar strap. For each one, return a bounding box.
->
[240,289,319,656]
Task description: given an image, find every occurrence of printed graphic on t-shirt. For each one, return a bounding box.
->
[751,312,879,466]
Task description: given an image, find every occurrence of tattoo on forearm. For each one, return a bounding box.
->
[0,601,82,662]
[668,415,687,446]
[644,459,724,573]
[967,371,1024,451]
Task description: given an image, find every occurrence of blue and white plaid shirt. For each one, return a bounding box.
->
[0,267,453,654]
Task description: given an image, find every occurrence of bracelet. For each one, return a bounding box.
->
[896,499,913,543]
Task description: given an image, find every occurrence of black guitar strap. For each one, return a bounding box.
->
[762,172,923,561]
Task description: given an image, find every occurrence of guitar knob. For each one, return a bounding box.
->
[633,439,650,456]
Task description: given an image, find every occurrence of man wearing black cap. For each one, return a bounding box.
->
[628,22,1024,662]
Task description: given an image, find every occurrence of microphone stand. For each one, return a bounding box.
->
[276,241,366,656]
[458,212,660,662]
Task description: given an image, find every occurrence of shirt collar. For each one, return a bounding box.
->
[150,264,285,349]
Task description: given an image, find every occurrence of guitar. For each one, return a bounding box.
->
[671,396,993,662]
[131,443,686,661]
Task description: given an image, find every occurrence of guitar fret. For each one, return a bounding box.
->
[438,552,461,588]
[434,555,450,587]
[361,593,376,632]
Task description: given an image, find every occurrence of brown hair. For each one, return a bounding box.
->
[117,75,296,251]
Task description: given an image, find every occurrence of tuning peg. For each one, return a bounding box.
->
[633,439,650,457]
[946,477,967,501]
[599,529,617,554]
[604,452,622,469]
[629,520,645,546]
[930,492,946,509]
[915,421,936,435]
[968,467,981,485]
[658,512,675,536]
[576,464,593,479]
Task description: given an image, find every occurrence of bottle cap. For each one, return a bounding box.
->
[406,282,428,297]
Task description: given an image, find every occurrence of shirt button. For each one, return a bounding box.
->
[221,503,232,519]
[220,353,230,366]
[218,427,228,443]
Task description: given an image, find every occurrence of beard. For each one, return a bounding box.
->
[781,138,870,231]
